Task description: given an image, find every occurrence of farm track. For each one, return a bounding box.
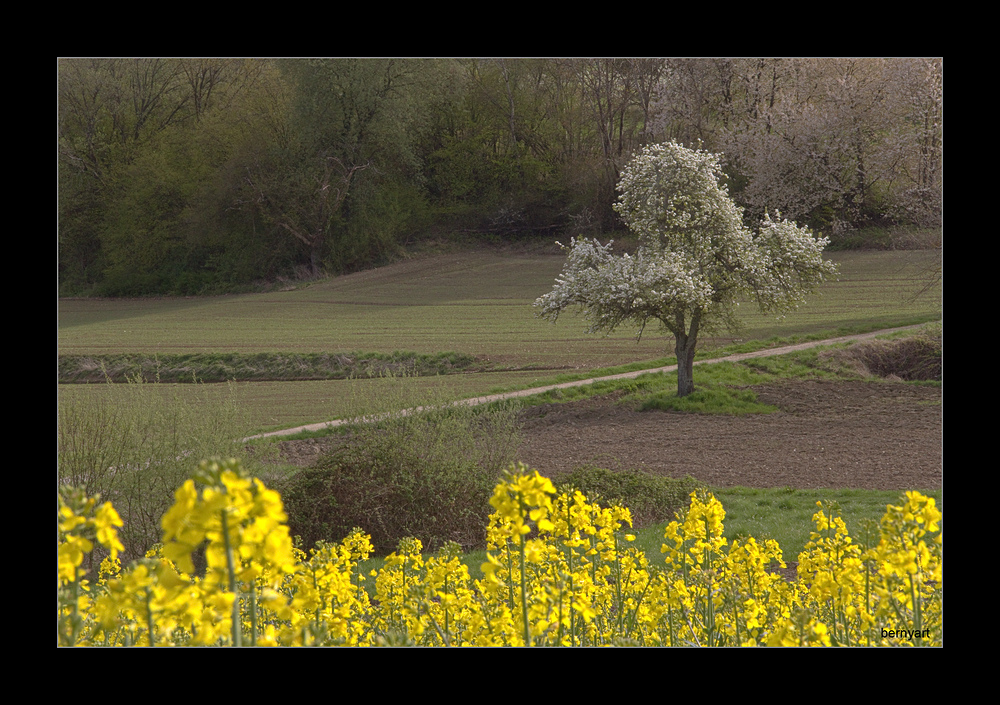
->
[250,324,930,440]
[267,323,941,492]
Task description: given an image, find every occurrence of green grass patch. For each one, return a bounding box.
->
[515,357,816,415]
[640,386,778,415]
[706,486,943,563]
[636,361,776,415]
[544,466,944,571]
[602,484,943,574]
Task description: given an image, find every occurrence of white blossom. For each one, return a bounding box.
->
[534,141,837,396]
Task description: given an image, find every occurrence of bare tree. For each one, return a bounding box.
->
[245,156,369,277]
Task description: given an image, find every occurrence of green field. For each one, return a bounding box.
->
[58,248,941,433]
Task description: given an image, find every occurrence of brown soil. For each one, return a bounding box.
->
[273,379,941,492]
[518,379,941,490]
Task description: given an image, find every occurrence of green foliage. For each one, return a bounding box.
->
[263,59,435,277]
[59,60,942,296]
[421,59,571,233]
[554,464,698,530]
[58,58,940,296]
[57,375,259,565]
[277,399,522,555]
[330,175,425,273]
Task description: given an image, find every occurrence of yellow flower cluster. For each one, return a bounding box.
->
[58,461,941,646]
[479,463,644,645]
[272,529,373,645]
[59,488,124,586]
[58,487,124,646]
[73,459,299,646]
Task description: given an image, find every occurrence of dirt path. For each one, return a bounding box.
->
[251,325,929,440]
[263,325,941,492]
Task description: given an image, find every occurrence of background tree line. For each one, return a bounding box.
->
[58,58,942,297]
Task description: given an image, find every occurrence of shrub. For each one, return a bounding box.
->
[278,400,521,555]
[554,464,697,529]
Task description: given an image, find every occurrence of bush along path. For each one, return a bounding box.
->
[249,325,934,440]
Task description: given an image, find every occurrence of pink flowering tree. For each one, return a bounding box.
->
[535,141,837,397]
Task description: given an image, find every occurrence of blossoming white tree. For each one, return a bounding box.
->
[535,141,837,397]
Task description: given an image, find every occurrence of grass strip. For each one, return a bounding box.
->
[58,350,478,384]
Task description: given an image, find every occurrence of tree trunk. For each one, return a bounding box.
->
[674,311,701,398]
[675,335,696,397]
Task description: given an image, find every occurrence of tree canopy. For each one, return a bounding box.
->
[58,58,938,297]
[535,141,838,396]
